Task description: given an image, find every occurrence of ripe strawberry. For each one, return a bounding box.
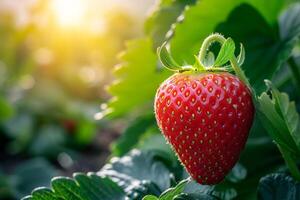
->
[154,72,254,185]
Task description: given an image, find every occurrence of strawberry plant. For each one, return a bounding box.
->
[23,0,300,200]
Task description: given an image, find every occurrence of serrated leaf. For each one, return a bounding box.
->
[98,150,172,198]
[257,173,300,200]
[105,38,170,118]
[214,38,235,66]
[22,173,126,200]
[257,81,300,155]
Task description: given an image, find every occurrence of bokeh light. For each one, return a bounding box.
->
[51,0,87,27]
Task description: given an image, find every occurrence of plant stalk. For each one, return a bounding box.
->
[198,33,252,90]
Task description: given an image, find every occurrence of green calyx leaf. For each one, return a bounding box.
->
[202,52,215,68]
[157,42,182,71]
[237,43,245,66]
[214,38,236,67]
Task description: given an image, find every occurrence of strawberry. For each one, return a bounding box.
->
[154,72,254,184]
[154,33,255,185]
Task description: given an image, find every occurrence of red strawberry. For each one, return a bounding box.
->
[154,72,254,185]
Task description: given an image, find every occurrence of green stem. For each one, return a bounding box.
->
[198,33,251,89]
[287,57,300,89]
[278,145,300,181]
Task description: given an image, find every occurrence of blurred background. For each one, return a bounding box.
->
[0,0,155,199]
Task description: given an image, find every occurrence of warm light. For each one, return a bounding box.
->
[51,0,86,27]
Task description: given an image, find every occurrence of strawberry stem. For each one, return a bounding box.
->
[197,33,251,88]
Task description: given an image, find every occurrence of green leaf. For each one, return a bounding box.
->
[0,170,11,199]
[98,150,172,198]
[145,0,197,48]
[11,158,58,199]
[237,43,245,66]
[143,178,217,200]
[173,193,217,200]
[202,52,215,68]
[214,38,235,67]
[105,38,170,118]
[157,42,182,71]
[111,114,156,156]
[169,1,285,94]
[29,125,67,157]
[257,173,300,200]
[279,3,300,43]
[159,179,189,200]
[184,180,238,200]
[170,0,284,64]
[143,195,159,200]
[0,96,14,121]
[216,3,300,93]
[257,81,300,154]
[22,173,126,200]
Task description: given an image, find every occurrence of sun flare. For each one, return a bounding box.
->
[51,0,86,27]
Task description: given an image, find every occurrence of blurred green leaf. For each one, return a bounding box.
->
[138,133,177,165]
[226,163,247,183]
[279,3,300,43]
[0,97,13,121]
[106,38,170,118]
[11,158,58,199]
[3,113,34,153]
[170,0,283,64]
[145,0,197,48]
[111,114,156,156]
[29,125,67,157]
[0,169,12,199]
[257,173,300,200]
[75,120,97,146]
[22,173,126,200]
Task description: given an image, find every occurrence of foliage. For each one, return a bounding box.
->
[257,173,300,200]
[2,0,300,199]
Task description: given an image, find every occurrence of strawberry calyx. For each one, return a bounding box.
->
[157,33,250,88]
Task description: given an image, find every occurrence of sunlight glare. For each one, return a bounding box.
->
[52,0,86,27]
